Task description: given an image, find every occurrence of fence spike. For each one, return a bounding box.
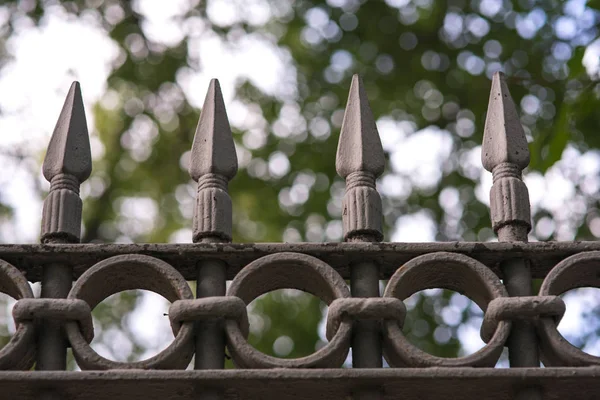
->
[189,79,238,182]
[482,72,530,173]
[336,74,384,242]
[40,81,91,243]
[482,72,531,241]
[336,75,385,180]
[42,82,92,184]
[189,79,237,243]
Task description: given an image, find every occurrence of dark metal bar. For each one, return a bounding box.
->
[195,257,227,370]
[195,256,227,400]
[350,259,383,400]
[498,227,540,370]
[350,258,382,370]
[36,247,72,371]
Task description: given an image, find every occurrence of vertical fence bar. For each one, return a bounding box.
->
[483,72,540,399]
[190,79,237,400]
[337,74,384,400]
[38,82,92,373]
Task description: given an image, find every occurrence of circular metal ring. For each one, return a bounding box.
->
[65,254,195,370]
[538,251,600,366]
[0,259,35,370]
[382,252,511,367]
[224,252,352,368]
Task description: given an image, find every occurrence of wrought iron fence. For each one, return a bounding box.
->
[0,72,598,399]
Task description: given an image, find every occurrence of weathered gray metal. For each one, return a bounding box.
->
[538,251,600,366]
[65,254,195,370]
[482,73,542,400]
[2,368,600,400]
[326,298,406,342]
[480,296,565,343]
[13,298,94,343]
[5,241,600,280]
[382,252,511,367]
[336,74,385,242]
[38,81,91,377]
[337,74,385,400]
[0,75,596,399]
[224,252,352,368]
[484,71,540,400]
[41,81,92,244]
[189,79,237,400]
[189,78,237,243]
[169,297,250,338]
[0,259,35,370]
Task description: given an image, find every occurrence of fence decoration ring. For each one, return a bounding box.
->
[0,259,36,370]
[169,296,250,338]
[13,298,94,343]
[538,251,600,366]
[326,297,407,342]
[224,252,352,368]
[65,254,195,370]
[382,252,511,367]
[480,296,565,344]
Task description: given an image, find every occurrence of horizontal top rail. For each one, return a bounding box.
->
[2,241,598,282]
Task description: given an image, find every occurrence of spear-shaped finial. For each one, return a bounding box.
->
[41,82,92,243]
[482,72,531,242]
[336,74,385,242]
[482,72,530,172]
[189,79,237,243]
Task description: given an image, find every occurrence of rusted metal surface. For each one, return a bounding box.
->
[1,369,600,400]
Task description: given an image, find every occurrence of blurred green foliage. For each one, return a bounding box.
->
[1,0,600,365]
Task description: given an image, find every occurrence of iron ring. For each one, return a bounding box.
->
[382,252,511,367]
[224,252,352,368]
[65,254,195,370]
[538,251,600,366]
[0,259,35,370]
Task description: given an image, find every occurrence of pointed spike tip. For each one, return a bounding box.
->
[481,72,530,172]
[42,81,92,183]
[189,79,238,181]
[336,75,385,179]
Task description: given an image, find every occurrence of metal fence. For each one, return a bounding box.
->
[0,72,597,400]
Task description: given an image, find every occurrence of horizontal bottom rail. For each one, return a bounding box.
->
[2,368,600,400]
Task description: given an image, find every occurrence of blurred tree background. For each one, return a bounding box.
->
[1,0,600,366]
